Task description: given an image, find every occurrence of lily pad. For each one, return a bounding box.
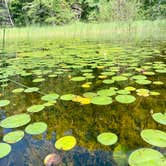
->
[128,148,166,166]
[152,112,166,125]
[41,93,59,101]
[71,77,86,81]
[60,94,75,101]
[97,132,118,145]
[25,122,47,135]
[3,130,24,144]
[141,129,166,147]
[0,100,10,107]
[135,79,151,85]
[150,91,160,96]
[103,79,114,84]
[24,87,39,93]
[32,78,45,83]
[27,104,45,113]
[131,75,147,80]
[0,143,11,158]
[91,96,112,105]
[112,76,128,81]
[115,95,136,104]
[55,136,76,151]
[12,88,24,93]
[0,113,31,128]
[124,86,136,91]
[97,89,116,96]
[83,92,97,98]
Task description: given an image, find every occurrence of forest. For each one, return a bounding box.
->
[1,0,166,26]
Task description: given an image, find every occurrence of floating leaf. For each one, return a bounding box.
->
[55,136,76,151]
[117,90,130,95]
[60,94,75,101]
[128,148,166,166]
[25,122,47,135]
[0,113,31,128]
[112,76,128,81]
[152,112,166,125]
[97,89,116,96]
[124,86,136,91]
[71,77,86,81]
[153,81,164,85]
[150,91,160,96]
[135,79,151,85]
[97,132,118,145]
[91,96,112,105]
[141,129,166,147]
[83,92,97,98]
[0,100,10,107]
[12,88,24,93]
[24,87,39,93]
[0,143,11,158]
[115,95,136,104]
[33,78,45,83]
[3,130,24,144]
[27,104,45,113]
[41,93,59,101]
[131,75,147,80]
[103,79,114,84]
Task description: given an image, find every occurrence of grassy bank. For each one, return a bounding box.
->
[1,20,166,43]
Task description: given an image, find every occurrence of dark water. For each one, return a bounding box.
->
[0,39,166,166]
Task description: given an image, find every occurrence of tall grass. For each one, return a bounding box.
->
[0,20,166,43]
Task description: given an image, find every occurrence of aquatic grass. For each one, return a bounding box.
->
[0,20,166,45]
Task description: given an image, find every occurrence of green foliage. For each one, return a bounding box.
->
[2,0,165,26]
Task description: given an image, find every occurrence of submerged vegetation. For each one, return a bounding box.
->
[0,0,166,166]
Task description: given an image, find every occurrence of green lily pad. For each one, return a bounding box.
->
[150,91,160,96]
[41,93,59,101]
[0,113,31,128]
[141,129,166,147]
[153,81,164,85]
[24,87,39,93]
[124,86,136,91]
[115,95,136,104]
[135,79,151,85]
[43,101,56,107]
[0,100,10,107]
[60,94,75,101]
[32,78,45,83]
[71,77,86,81]
[128,148,166,166]
[12,88,24,93]
[131,75,147,80]
[117,90,130,95]
[0,143,11,158]
[97,89,116,96]
[136,89,150,97]
[112,76,128,81]
[152,112,166,125]
[27,104,45,113]
[55,136,76,151]
[97,132,118,145]
[91,96,112,105]
[25,122,47,135]
[83,92,97,98]
[103,79,114,84]
[3,130,24,144]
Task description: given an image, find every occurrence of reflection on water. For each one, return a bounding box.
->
[0,40,166,166]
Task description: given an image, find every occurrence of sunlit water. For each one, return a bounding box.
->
[0,39,166,166]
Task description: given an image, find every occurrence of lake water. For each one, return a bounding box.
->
[0,39,166,166]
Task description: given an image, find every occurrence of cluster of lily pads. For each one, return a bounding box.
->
[0,44,166,165]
